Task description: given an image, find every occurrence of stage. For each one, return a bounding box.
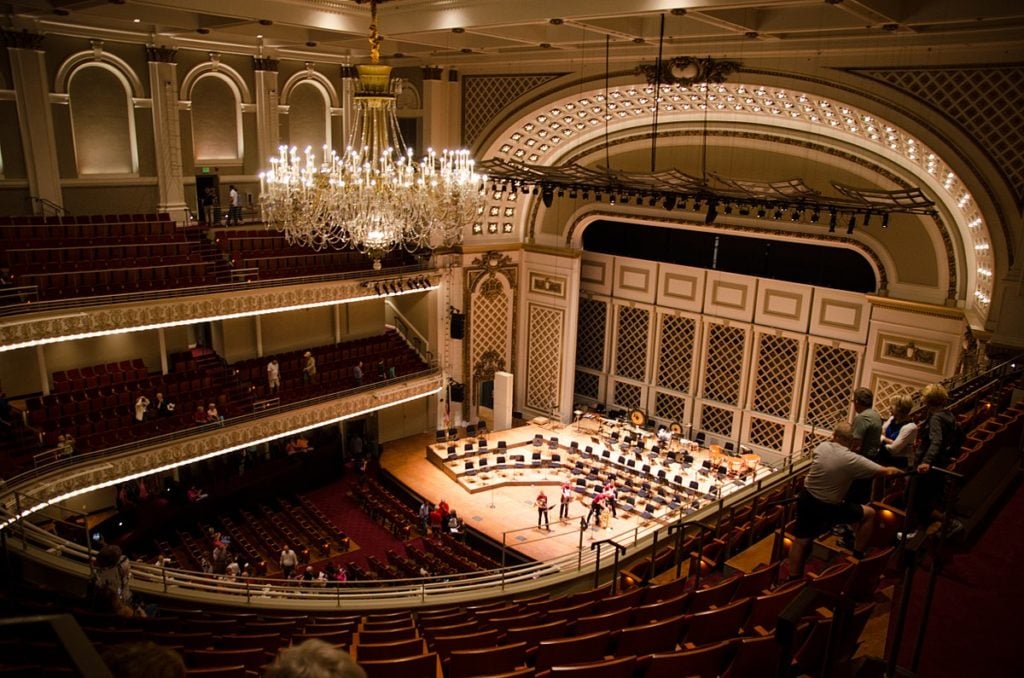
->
[380,419,772,563]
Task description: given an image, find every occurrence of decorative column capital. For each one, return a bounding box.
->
[253,56,279,72]
[146,45,178,63]
[422,66,443,81]
[1,29,45,50]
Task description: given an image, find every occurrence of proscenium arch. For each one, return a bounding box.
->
[478,75,995,325]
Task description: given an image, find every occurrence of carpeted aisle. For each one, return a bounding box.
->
[303,471,410,568]
[892,479,1024,677]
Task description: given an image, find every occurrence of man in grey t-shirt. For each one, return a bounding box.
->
[847,387,884,507]
[788,422,901,579]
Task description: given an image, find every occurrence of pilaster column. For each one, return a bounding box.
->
[253,57,280,166]
[422,66,461,151]
[339,64,357,149]
[4,30,62,212]
[146,46,189,222]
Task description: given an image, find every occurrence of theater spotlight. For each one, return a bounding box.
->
[863,212,872,226]
[828,210,837,232]
[756,207,767,218]
[541,186,554,208]
[663,195,677,211]
[772,207,784,220]
[847,214,856,234]
[790,208,803,221]
[881,212,890,228]
[810,210,821,223]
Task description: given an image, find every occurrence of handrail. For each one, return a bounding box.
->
[0,446,813,611]
[0,263,434,319]
[27,195,70,217]
[383,299,432,363]
[4,364,441,489]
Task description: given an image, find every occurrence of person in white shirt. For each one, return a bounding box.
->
[227,184,241,224]
[267,359,280,393]
[881,394,918,467]
[134,394,150,422]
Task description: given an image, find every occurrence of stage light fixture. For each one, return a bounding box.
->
[772,207,784,219]
[704,201,719,225]
[810,210,821,223]
[828,210,837,232]
[664,195,677,211]
[847,214,856,234]
[756,207,766,218]
[881,213,890,228]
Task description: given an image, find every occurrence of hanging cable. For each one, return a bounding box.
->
[603,35,611,170]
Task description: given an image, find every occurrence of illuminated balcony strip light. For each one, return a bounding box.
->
[0,282,439,354]
[0,384,443,531]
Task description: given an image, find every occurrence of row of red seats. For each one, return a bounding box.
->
[15,264,214,300]
[6,242,196,272]
[0,212,170,226]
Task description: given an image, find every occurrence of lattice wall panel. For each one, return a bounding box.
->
[613,381,642,410]
[574,370,600,401]
[799,428,834,456]
[614,306,650,382]
[700,403,734,438]
[752,334,800,419]
[657,314,696,394]
[470,277,511,381]
[524,305,563,412]
[804,344,860,428]
[654,392,687,424]
[873,376,922,420]
[576,297,608,371]
[702,324,747,406]
[748,416,786,452]
[858,67,1024,206]
[462,73,564,147]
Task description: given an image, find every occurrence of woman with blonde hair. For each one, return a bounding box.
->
[906,383,958,537]
[881,394,918,467]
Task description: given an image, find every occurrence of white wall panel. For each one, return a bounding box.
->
[656,263,706,312]
[580,252,613,295]
[704,271,755,322]
[755,280,811,332]
[613,257,658,304]
[810,289,870,344]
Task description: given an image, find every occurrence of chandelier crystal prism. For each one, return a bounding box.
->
[258,0,486,270]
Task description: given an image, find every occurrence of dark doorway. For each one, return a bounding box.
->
[195,174,221,225]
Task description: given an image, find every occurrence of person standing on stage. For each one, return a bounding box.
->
[559,482,573,522]
[788,422,901,579]
[536,490,551,530]
[584,492,605,529]
[603,480,618,519]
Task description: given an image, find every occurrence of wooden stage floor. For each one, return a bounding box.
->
[380,421,769,563]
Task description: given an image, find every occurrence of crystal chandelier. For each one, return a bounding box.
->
[258,0,486,270]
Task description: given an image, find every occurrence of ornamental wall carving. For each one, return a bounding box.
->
[0,274,441,349]
[5,371,442,510]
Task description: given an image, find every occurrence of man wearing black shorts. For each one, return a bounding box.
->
[788,422,901,579]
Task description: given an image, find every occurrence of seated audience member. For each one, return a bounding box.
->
[265,638,365,678]
[194,405,209,425]
[207,401,224,423]
[155,392,175,417]
[101,641,186,678]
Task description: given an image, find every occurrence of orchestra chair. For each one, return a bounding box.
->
[358,652,440,678]
[448,641,528,678]
[640,640,737,678]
